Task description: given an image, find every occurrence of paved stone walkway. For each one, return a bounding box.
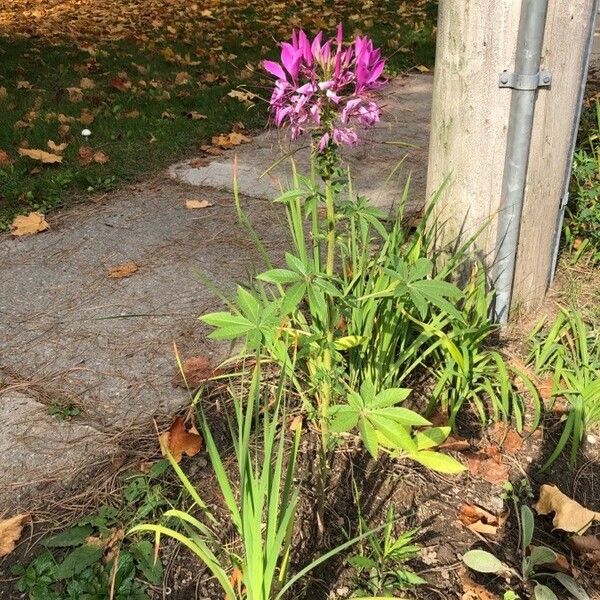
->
[0,74,433,510]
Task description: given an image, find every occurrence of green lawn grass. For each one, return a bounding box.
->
[0,1,437,230]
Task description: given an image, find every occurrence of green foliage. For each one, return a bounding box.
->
[349,503,425,597]
[430,267,541,431]
[201,165,534,480]
[528,308,600,468]
[565,100,600,263]
[47,400,80,421]
[130,362,379,600]
[13,464,169,599]
[462,494,590,600]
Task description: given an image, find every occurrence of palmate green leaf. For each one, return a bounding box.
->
[200,311,253,338]
[329,405,359,433]
[256,268,301,285]
[370,415,418,454]
[236,286,261,322]
[358,416,379,458]
[374,406,430,427]
[370,387,412,408]
[415,426,451,450]
[280,281,306,316]
[462,549,504,574]
[412,450,466,474]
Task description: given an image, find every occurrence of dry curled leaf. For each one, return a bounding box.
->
[110,77,131,92]
[534,484,600,534]
[458,566,497,600]
[0,86,7,99]
[185,199,213,209]
[79,109,95,125]
[0,150,11,165]
[18,147,63,163]
[10,212,50,236]
[47,140,68,153]
[159,416,202,463]
[174,71,190,85]
[458,504,506,536]
[200,144,224,156]
[93,150,110,164]
[187,111,207,120]
[489,422,523,454]
[66,86,83,102]
[173,355,220,387]
[0,514,31,557]
[80,77,95,90]
[227,89,257,106]
[189,158,210,168]
[211,131,251,149]
[17,80,32,90]
[107,262,138,278]
[465,445,509,485]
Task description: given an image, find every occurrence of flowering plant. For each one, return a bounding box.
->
[263,24,387,153]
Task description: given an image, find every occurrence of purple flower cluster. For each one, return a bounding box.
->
[263,24,386,151]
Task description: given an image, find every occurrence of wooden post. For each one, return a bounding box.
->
[426,0,598,313]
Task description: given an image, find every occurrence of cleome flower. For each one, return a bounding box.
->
[263,24,387,151]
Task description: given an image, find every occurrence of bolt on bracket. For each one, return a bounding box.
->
[498,69,552,90]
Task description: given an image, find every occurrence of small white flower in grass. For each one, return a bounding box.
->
[81,129,92,138]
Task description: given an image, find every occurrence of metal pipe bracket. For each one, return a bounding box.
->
[498,69,552,90]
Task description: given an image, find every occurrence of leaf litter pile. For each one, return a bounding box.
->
[0,0,437,230]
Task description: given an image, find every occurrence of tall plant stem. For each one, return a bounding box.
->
[317,179,336,531]
[325,180,336,277]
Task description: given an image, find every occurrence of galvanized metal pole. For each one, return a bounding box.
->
[493,0,550,323]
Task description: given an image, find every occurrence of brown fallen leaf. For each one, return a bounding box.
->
[79,109,95,125]
[211,131,251,149]
[161,111,176,119]
[159,416,202,462]
[125,110,140,118]
[570,535,600,554]
[187,111,207,120]
[288,415,303,432]
[458,504,506,536]
[189,158,210,168]
[110,77,131,92]
[17,80,32,90]
[173,355,220,387]
[440,435,471,452]
[80,77,95,90]
[18,148,63,164]
[201,144,224,156]
[416,64,430,73]
[66,87,83,102]
[78,146,94,165]
[465,445,509,485]
[0,86,7,99]
[107,262,138,278]
[0,150,11,165]
[227,89,257,106]
[10,212,50,236]
[175,71,190,85]
[489,422,523,454]
[185,199,213,209]
[534,484,600,534]
[458,566,497,600]
[93,150,110,164]
[0,514,31,557]
[48,140,68,153]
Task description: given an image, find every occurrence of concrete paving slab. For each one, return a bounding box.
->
[0,392,113,509]
[0,179,290,507]
[169,74,433,216]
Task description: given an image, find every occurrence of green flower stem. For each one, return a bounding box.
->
[325,180,336,277]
